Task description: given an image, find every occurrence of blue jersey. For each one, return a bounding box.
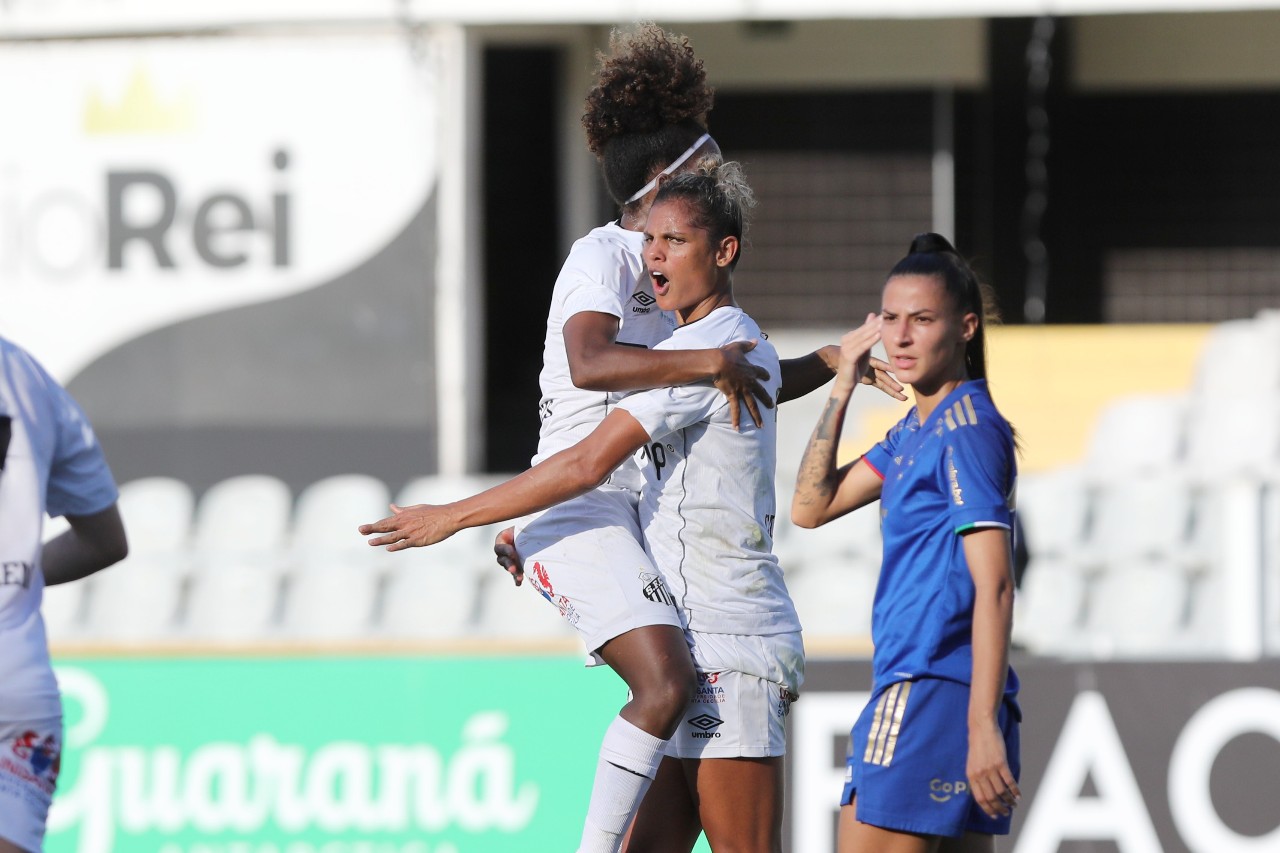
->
[862,379,1019,697]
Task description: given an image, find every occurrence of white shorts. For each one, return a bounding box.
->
[516,486,682,664]
[667,630,805,759]
[0,717,62,853]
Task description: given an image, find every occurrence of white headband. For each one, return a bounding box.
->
[624,132,713,204]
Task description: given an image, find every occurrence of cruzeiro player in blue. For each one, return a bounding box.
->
[791,233,1021,853]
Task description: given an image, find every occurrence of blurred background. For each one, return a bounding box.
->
[2,1,1278,851]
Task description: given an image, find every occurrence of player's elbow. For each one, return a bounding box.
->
[790,494,830,529]
[567,358,612,392]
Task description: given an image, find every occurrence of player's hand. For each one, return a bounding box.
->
[359,503,456,551]
[494,526,524,586]
[861,356,906,401]
[967,721,1020,819]
[835,314,883,393]
[713,339,772,431]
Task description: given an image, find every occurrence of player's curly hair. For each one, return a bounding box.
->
[582,23,716,207]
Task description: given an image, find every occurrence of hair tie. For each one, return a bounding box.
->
[624,133,712,204]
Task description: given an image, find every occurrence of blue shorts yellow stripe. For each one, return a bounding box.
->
[841,677,1021,838]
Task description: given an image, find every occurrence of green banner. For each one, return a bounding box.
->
[46,656,711,853]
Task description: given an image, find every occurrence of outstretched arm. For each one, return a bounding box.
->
[564,311,772,429]
[361,410,651,551]
[790,316,886,528]
[778,347,905,405]
[963,527,1020,820]
[42,504,129,586]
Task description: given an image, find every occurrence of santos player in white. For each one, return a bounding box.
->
[368,25,898,853]
[363,161,800,852]
[0,336,128,853]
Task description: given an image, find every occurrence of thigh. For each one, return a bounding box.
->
[623,756,702,853]
[839,795,940,853]
[691,756,784,853]
[516,491,682,658]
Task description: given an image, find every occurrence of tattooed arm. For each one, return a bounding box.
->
[791,314,887,528]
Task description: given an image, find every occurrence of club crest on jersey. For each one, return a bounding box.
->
[639,571,674,606]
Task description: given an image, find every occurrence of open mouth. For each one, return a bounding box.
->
[651,271,670,295]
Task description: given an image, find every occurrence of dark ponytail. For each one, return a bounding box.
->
[889,232,998,380]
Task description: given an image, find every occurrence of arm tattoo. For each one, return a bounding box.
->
[794,397,846,505]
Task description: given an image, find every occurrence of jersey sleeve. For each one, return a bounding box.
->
[862,414,912,480]
[943,421,1014,533]
[43,371,119,518]
[615,382,722,442]
[558,253,629,320]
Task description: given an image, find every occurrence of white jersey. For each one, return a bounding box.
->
[533,221,676,492]
[0,337,118,721]
[617,306,801,637]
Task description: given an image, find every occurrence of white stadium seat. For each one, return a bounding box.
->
[786,562,877,639]
[1082,394,1186,479]
[1015,468,1090,562]
[117,477,195,555]
[192,474,293,571]
[1085,558,1191,657]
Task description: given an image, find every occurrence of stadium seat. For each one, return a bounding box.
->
[1085,558,1190,657]
[785,562,877,639]
[82,477,195,640]
[81,554,187,641]
[1192,313,1280,399]
[116,476,195,555]
[183,562,284,641]
[291,474,392,569]
[1081,394,1187,479]
[1014,468,1090,562]
[379,555,484,638]
[783,505,882,578]
[395,474,508,509]
[192,474,292,574]
[1183,395,1280,479]
[1011,556,1089,656]
[1082,472,1198,566]
[279,560,382,640]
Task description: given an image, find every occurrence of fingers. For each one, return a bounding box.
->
[971,767,1020,818]
[493,526,524,586]
[726,390,742,432]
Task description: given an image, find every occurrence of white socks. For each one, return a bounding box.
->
[576,715,668,853]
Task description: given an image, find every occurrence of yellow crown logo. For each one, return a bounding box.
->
[84,68,196,135]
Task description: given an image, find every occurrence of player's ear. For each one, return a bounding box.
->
[716,235,739,268]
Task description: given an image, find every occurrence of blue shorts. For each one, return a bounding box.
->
[841,678,1021,838]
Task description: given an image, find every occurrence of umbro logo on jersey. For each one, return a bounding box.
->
[688,714,723,739]
[631,292,656,314]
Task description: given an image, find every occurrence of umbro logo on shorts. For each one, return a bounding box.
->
[688,714,723,739]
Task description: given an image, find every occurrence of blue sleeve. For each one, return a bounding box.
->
[863,413,912,480]
[44,373,119,518]
[944,421,1014,533]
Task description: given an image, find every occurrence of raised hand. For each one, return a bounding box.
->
[358,503,457,551]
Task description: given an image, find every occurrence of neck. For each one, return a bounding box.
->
[676,289,735,326]
[912,374,970,423]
